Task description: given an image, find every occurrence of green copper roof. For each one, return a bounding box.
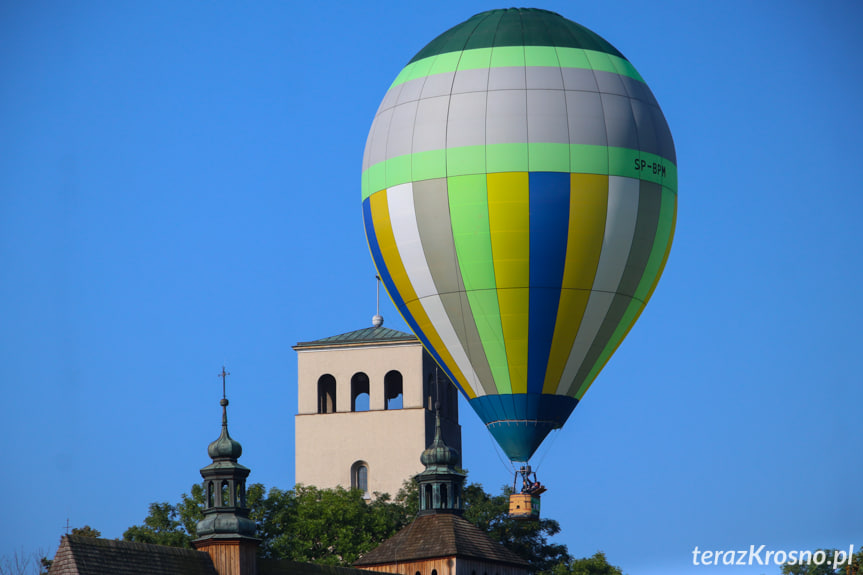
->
[207,398,243,461]
[294,326,417,348]
[408,8,625,64]
[419,410,461,471]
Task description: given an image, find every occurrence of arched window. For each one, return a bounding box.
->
[424,484,433,510]
[351,461,369,495]
[384,371,403,410]
[317,375,336,414]
[221,481,230,507]
[431,569,437,575]
[236,480,245,507]
[351,372,370,412]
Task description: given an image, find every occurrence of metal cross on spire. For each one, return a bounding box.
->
[219,366,230,399]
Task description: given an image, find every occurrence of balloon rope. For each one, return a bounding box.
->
[532,429,557,473]
[483,426,516,474]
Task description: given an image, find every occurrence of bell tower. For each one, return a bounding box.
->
[193,368,259,575]
[294,320,461,499]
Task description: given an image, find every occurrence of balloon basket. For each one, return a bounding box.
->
[509,465,546,520]
[509,492,541,520]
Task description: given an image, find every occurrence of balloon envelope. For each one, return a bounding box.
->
[362,8,676,462]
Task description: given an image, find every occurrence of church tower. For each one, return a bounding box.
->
[416,406,466,515]
[193,371,259,575]
[294,321,461,499]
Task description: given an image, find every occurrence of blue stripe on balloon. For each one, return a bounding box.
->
[469,394,578,462]
[527,172,570,394]
[362,197,462,392]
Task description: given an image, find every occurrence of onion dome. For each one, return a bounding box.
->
[420,408,459,469]
[207,398,243,460]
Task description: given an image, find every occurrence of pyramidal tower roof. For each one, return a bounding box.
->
[294,326,416,348]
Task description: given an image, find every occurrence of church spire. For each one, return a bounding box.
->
[194,368,259,572]
[415,404,465,515]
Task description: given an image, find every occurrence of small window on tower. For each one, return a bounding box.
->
[351,460,369,497]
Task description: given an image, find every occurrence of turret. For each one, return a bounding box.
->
[193,368,259,575]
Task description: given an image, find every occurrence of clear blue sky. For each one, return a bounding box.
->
[2,2,861,574]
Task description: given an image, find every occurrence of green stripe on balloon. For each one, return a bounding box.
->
[361,145,678,200]
[447,174,512,395]
[391,46,643,89]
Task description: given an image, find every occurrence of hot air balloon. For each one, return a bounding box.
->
[361,8,676,508]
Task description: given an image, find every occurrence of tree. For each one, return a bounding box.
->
[123,501,195,548]
[123,483,205,548]
[255,484,411,564]
[124,482,410,563]
[548,552,624,575]
[124,479,618,575]
[780,546,863,575]
[70,525,101,538]
[177,483,205,538]
[462,483,571,574]
[0,548,49,575]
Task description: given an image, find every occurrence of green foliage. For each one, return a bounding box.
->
[123,484,205,548]
[177,483,205,538]
[123,501,195,548]
[124,478,620,575]
[69,525,101,538]
[463,483,570,575]
[548,552,624,575]
[780,546,863,575]
[255,484,411,564]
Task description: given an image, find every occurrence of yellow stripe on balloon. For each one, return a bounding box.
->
[543,174,609,394]
[370,191,475,398]
[487,172,530,394]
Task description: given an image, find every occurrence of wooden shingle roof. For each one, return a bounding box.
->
[49,535,218,575]
[352,514,528,568]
